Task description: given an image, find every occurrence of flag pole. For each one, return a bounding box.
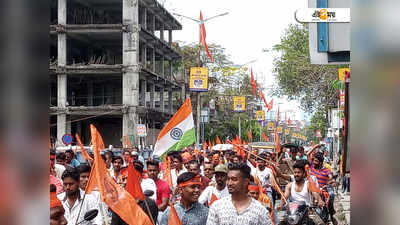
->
[143,198,156,225]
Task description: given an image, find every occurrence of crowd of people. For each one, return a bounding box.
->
[50,143,339,225]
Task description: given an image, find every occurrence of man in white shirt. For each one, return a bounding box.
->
[133,160,157,201]
[57,168,103,225]
[170,153,187,188]
[199,164,229,206]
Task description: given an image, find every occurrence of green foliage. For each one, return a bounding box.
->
[272,24,342,113]
[306,107,329,142]
[173,42,260,142]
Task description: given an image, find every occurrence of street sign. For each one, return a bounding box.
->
[267,121,275,131]
[136,124,147,137]
[189,67,209,92]
[295,8,350,23]
[277,126,283,134]
[285,128,290,135]
[233,96,246,112]
[256,110,265,121]
[62,134,73,145]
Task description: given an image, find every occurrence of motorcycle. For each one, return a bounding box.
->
[280,200,315,225]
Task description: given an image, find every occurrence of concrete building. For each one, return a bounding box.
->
[50,0,185,147]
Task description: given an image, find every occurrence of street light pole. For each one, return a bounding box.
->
[172,11,229,148]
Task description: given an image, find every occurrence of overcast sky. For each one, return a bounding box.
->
[161,0,309,120]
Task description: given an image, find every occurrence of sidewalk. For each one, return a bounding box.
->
[333,188,350,225]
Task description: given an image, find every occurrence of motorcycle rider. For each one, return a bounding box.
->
[277,161,324,211]
[309,152,337,222]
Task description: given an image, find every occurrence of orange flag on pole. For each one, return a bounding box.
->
[305,165,321,193]
[126,162,145,201]
[75,133,93,161]
[124,135,131,148]
[247,130,253,141]
[267,99,273,112]
[86,124,152,225]
[162,157,173,188]
[168,203,182,225]
[216,136,222,144]
[250,68,257,97]
[200,11,213,62]
[203,141,208,151]
[262,132,268,142]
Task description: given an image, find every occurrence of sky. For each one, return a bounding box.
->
[160,0,309,121]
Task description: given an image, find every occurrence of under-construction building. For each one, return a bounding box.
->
[50,0,185,146]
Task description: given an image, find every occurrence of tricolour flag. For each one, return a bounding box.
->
[153,98,196,157]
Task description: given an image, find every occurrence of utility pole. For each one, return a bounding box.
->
[342,71,350,175]
[172,11,228,148]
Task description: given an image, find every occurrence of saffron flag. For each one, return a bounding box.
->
[126,162,145,201]
[209,193,218,206]
[153,98,196,157]
[216,136,222,144]
[75,133,93,161]
[162,157,173,188]
[200,11,213,62]
[124,135,131,148]
[250,69,257,97]
[262,132,268,142]
[203,141,208,151]
[168,203,182,225]
[267,99,273,112]
[305,165,321,193]
[86,124,152,225]
[287,117,291,126]
[247,130,253,141]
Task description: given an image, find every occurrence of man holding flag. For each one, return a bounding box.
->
[153,98,196,159]
[160,172,209,225]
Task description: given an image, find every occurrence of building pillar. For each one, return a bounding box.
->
[149,82,155,109]
[88,80,94,106]
[140,79,147,107]
[160,87,165,112]
[161,55,165,77]
[57,0,67,145]
[152,14,156,34]
[168,29,172,45]
[152,48,156,72]
[141,43,147,66]
[122,0,140,142]
[168,60,173,80]
[141,7,147,30]
[160,23,164,42]
[168,89,173,114]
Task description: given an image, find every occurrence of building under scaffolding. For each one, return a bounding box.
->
[50,0,186,147]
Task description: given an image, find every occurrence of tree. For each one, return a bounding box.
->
[172,42,261,142]
[271,24,341,113]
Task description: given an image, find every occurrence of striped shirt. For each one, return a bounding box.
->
[309,166,331,187]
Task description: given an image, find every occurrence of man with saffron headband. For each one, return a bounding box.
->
[50,184,67,225]
[248,181,275,225]
[160,172,209,225]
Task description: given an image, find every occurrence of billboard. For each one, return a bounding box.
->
[256,110,265,121]
[189,67,209,92]
[233,96,246,112]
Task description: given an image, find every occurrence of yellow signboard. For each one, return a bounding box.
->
[256,110,265,121]
[338,68,350,81]
[285,128,290,135]
[189,67,209,92]
[267,122,275,131]
[233,96,246,112]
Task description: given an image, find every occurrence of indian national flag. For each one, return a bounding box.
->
[153,98,196,157]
